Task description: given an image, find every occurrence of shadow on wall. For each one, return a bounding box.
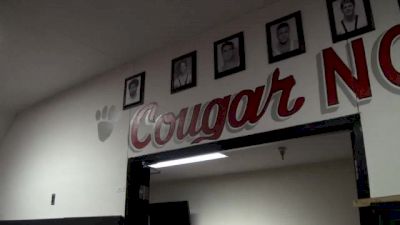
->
[0,112,16,144]
[190,214,199,225]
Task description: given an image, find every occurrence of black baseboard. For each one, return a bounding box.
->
[0,216,124,225]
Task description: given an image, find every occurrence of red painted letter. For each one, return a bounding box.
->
[379,24,400,87]
[322,38,372,106]
[193,96,230,144]
[176,105,203,141]
[130,103,157,150]
[228,87,265,128]
[267,69,305,117]
[154,113,176,146]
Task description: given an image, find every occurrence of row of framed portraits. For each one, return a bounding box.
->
[123,0,376,110]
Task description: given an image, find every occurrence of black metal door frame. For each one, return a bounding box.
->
[126,114,370,224]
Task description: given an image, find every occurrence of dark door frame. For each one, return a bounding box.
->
[126,113,370,223]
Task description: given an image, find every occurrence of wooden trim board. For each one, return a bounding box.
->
[354,195,400,207]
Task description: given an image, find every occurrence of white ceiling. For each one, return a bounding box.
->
[150,131,353,183]
[0,0,272,117]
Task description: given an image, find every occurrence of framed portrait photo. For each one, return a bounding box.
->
[123,72,145,110]
[214,32,246,79]
[326,0,375,43]
[266,11,306,64]
[171,51,197,94]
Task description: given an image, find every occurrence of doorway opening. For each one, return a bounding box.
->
[125,114,370,225]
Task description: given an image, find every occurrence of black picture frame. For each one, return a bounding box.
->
[213,32,246,79]
[123,72,145,110]
[326,0,375,43]
[171,51,197,94]
[266,11,306,64]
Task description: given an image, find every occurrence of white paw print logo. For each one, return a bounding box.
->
[95,105,118,142]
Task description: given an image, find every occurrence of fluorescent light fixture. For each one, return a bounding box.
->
[148,153,227,169]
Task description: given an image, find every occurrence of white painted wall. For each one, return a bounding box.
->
[350,0,400,197]
[124,0,357,156]
[150,160,360,225]
[0,68,130,220]
[0,0,400,220]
